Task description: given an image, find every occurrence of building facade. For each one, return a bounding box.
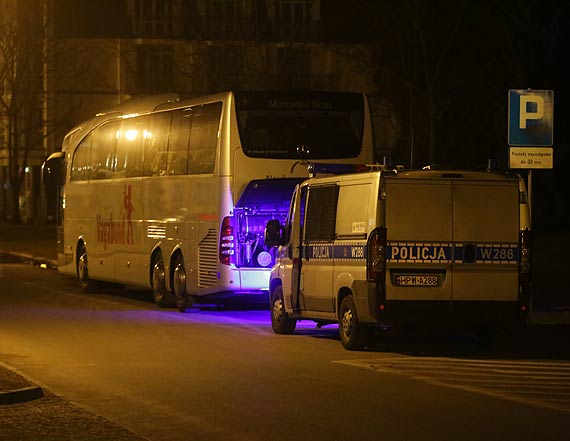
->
[1,0,382,222]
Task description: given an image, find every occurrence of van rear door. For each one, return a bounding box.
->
[384,174,520,309]
[451,179,520,302]
[384,178,453,303]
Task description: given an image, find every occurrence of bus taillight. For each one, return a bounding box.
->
[220,216,235,265]
[367,227,387,282]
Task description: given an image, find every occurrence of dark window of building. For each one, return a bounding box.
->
[136,45,175,93]
[206,0,248,39]
[206,45,244,89]
[132,0,180,37]
[275,0,318,40]
[277,46,311,77]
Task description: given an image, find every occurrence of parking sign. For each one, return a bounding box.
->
[508,89,554,146]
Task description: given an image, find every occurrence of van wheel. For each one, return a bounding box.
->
[77,244,98,293]
[172,254,189,312]
[270,286,296,334]
[152,252,174,308]
[339,295,368,350]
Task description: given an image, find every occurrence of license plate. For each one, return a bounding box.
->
[394,274,439,287]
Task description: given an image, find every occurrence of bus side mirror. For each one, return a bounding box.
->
[42,151,64,186]
[265,219,283,248]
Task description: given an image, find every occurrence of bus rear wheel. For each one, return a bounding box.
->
[172,254,190,312]
[152,252,174,308]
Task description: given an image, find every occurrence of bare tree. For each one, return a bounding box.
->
[0,0,45,223]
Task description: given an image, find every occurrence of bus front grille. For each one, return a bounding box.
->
[198,229,218,288]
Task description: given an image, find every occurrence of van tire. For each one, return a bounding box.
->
[339,295,368,350]
[270,286,296,334]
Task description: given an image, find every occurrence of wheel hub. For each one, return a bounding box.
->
[273,298,284,322]
[342,309,353,337]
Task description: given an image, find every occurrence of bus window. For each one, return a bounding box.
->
[168,108,191,176]
[71,134,92,181]
[143,112,171,177]
[92,121,120,180]
[235,91,364,159]
[188,102,221,174]
[115,116,146,178]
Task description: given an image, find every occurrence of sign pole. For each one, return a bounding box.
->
[528,170,532,226]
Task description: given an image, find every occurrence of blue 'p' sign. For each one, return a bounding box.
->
[508,89,554,146]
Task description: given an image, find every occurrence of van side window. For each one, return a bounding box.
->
[304,185,338,242]
[336,184,370,237]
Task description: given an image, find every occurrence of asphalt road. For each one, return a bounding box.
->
[1,261,569,441]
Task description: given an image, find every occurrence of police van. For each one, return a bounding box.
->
[265,165,532,350]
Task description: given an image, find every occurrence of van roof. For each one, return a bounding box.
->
[303,168,521,186]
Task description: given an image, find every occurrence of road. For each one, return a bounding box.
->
[1,260,569,441]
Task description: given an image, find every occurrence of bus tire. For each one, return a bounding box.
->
[172,254,190,312]
[77,244,98,293]
[339,295,368,350]
[270,285,296,334]
[152,252,174,308]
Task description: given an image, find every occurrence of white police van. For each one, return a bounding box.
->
[265,165,532,350]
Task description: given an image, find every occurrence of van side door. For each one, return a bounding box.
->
[300,184,339,312]
[279,186,306,311]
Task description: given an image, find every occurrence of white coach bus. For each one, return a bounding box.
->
[43,91,373,310]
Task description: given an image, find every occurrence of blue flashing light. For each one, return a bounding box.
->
[308,163,368,176]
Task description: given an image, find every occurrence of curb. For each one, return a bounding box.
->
[0,250,57,269]
[0,386,44,405]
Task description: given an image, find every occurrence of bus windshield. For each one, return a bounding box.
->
[235,91,364,159]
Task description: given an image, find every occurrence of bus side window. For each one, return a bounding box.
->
[115,116,145,178]
[188,102,222,174]
[92,121,119,180]
[143,112,171,177]
[168,109,192,176]
[71,134,92,181]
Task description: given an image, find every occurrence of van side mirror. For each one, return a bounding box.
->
[265,219,283,248]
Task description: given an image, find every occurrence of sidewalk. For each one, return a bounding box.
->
[0,223,57,268]
[0,363,147,441]
[0,223,148,441]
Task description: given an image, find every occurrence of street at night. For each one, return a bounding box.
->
[1,258,569,441]
[1,1,570,440]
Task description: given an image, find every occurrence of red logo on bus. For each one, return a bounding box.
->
[96,184,136,250]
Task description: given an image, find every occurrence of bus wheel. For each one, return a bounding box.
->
[270,286,296,334]
[77,244,97,293]
[152,252,174,308]
[339,295,368,350]
[172,254,189,312]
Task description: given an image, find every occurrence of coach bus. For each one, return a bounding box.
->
[43,91,374,310]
